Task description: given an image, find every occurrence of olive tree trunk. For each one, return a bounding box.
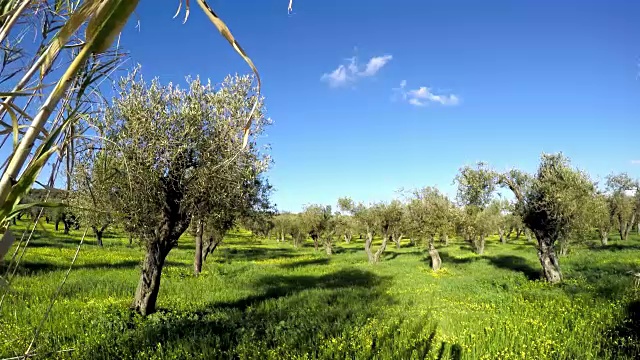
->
[535,233,562,283]
[441,233,449,246]
[599,229,608,246]
[325,241,333,255]
[94,228,104,247]
[372,236,389,263]
[428,238,441,271]
[311,234,319,251]
[515,228,522,239]
[132,204,190,316]
[393,233,403,249]
[474,235,485,255]
[364,231,375,263]
[132,241,171,316]
[194,219,204,276]
[92,224,109,247]
[498,228,506,244]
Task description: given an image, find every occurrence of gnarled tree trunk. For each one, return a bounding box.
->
[428,237,441,271]
[364,231,374,263]
[194,219,204,276]
[92,224,109,247]
[473,235,485,255]
[393,233,403,249]
[441,233,448,246]
[515,228,522,239]
[325,242,333,255]
[499,228,506,244]
[311,234,319,251]
[535,234,562,283]
[372,236,389,263]
[599,229,608,246]
[132,241,172,316]
[94,228,104,247]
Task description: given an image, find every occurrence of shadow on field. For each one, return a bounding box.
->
[4,259,181,275]
[438,251,479,265]
[214,247,299,263]
[601,300,640,358]
[565,261,639,299]
[333,247,362,254]
[485,255,540,281]
[589,243,640,252]
[279,257,329,269]
[79,269,463,359]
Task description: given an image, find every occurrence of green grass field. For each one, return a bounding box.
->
[1,221,639,359]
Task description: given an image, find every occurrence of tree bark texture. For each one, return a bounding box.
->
[132,242,171,316]
[535,233,562,283]
[474,236,485,255]
[372,236,389,263]
[194,220,204,276]
[441,233,449,246]
[428,241,441,271]
[364,231,374,263]
[499,228,506,244]
[600,230,608,246]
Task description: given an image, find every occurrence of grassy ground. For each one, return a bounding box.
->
[1,221,640,359]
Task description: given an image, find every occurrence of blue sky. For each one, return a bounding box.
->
[116,0,639,212]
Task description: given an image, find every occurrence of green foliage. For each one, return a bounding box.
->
[406,186,453,243]
[521,153,596,241]
[454,162,497,210]
[1,220,639,359]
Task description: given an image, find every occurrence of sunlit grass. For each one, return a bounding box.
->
[1,220,639,359]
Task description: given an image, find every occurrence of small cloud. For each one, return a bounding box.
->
[320,65,350,88]
[321,54,392,88]
[631,160,640,165]
[394,80,460,107]
[360,55,393,77]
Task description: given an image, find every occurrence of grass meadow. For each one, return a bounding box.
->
[1,220,639,359]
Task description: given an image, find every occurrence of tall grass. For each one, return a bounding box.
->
[1,220,639,359]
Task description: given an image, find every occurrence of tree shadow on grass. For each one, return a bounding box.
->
[589,243,640,252]
[564,261,639,299]
[485,255,540,281]
[279,257,329,269]
[438,251,480,265]
[600,300,640,359]
[3,259,183,276]
[213,247,300,263]
[79,269,463,360]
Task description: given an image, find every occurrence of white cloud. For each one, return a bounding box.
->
[394,80,460,107]
[321,54,392,87]
[360,55,393,77]
[320,65,350,88]
[631,160,640,165]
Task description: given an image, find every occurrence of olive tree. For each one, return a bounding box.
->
[77,72,270,315]
[286,213,309,248]
[379,200,406,249]
[302,204,333,253]
[405,187,453,271]
[605,173,638,241]
[193,175,272,275]
[500,153,595,283]
[334,213,356,244]
[69,152,116,247]
[338,197,387,263]
[454,162,497,254]
[592,193,614,246]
